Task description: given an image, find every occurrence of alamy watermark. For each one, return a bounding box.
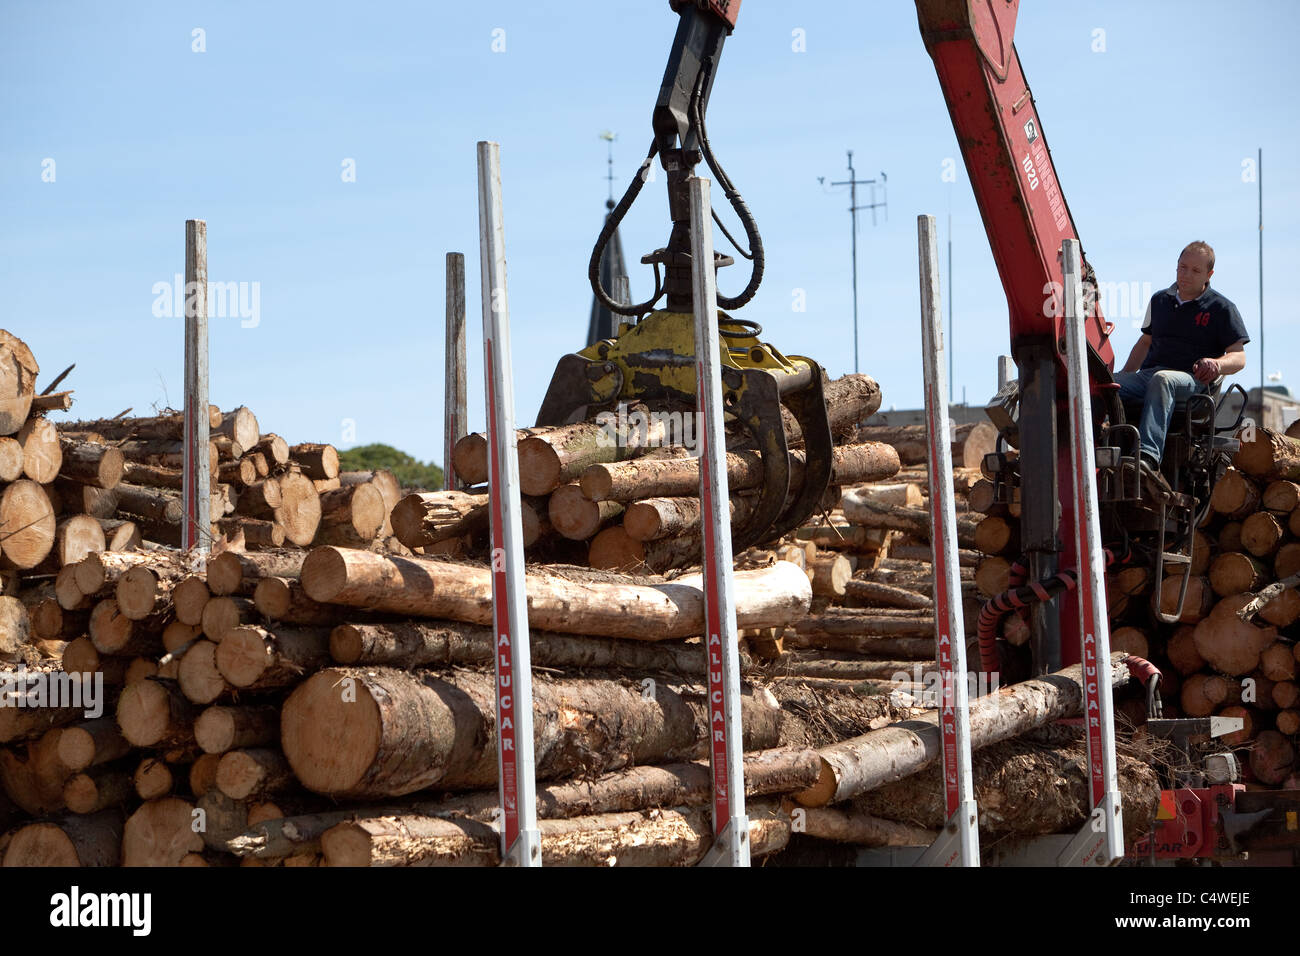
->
[1042,279,1155,325]
[596,402,703,454]
[888,663,1000,708]
[1,667,104,719]
[151,274,260,328]
[50,886,150,936]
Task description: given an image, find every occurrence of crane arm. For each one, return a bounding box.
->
[917,0,1114,368]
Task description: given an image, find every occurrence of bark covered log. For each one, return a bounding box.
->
[795,655,1131,806]
[300,547,811,639]
[318,802,789,867]
[331,620,715,675]
[580,442,899,502]
[280,667,783,799]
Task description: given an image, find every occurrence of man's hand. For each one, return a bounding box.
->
[1193,357,1221,384]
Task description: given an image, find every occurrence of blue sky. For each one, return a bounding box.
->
[2,1,1296,464]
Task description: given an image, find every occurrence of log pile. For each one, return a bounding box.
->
[961,426,1300,801]
[426,376,897,573]
[0,337,1173,865]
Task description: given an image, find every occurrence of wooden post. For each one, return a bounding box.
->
[183,220,211,554]
[445,252,467,491]
[915,215,979,868]
[1060,237,1124,866]
[476,141,539,867]
[689,176,749,867]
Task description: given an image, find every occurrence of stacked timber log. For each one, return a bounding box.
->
[959,425,1300,798]
[0,343,1176,865]
[425,375,896,572]
[1,535,1161,866]
[1116,426,1300,791]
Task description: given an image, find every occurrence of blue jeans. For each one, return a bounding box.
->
[1113,367,1206,463]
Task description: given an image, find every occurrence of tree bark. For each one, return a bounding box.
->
[580,442,899,502]
[841,579,932,610]
[55,717,129,772]
[115,678,199,748]
[206,548,305,597]
[56,439,124,489]
[87,599,165,656]
[280,667,782,798]
[841,489,978,547]
[548,483,624,541]
[195,704,280,754]
[794,804,937,846]
[329,620,715,675]
[1209,467,1261,518]
[300,547,811,639]
[316,482,384,544]
[290,443,340,481]
[1234,427,1300,481]
[217,748,293,800]
[390,491,488,549]
[318,802,789,867]
[1,810,122,866]
[214,625,331,690]
[794,655,1130,806]
[517,412,669,497]
[214,517,285,549]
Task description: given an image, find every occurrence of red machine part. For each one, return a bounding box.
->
[916,0,1113,363]
[1130,784,1245,860]
[670,0,740,30]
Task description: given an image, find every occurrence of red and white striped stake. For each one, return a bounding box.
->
[476,141,540,867]
[182,219,210,557]
[688,176,749,867]
[916,215,979,867]
[1060,237,1124,865]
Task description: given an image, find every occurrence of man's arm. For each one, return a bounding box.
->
[1121,334,1152,373]
[1192,339,1247,384]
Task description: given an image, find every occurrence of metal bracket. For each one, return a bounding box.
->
[1055,798,1123,867]
[697,817,750,867]
[916,803,979,867]
[502,829,542,867]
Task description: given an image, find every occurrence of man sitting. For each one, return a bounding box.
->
[1115,240,1248,473]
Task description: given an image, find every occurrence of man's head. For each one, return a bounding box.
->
[1176,241,1215,301]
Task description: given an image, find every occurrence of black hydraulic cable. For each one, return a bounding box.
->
[589,139,667,317]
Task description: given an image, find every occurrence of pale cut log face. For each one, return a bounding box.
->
[2,823,79,866]
[0,480,55,569]
[117,680,172,746]
[281,671,383,794]
[0,333,38,436]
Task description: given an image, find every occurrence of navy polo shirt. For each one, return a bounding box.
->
[1140,284,1249,374]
